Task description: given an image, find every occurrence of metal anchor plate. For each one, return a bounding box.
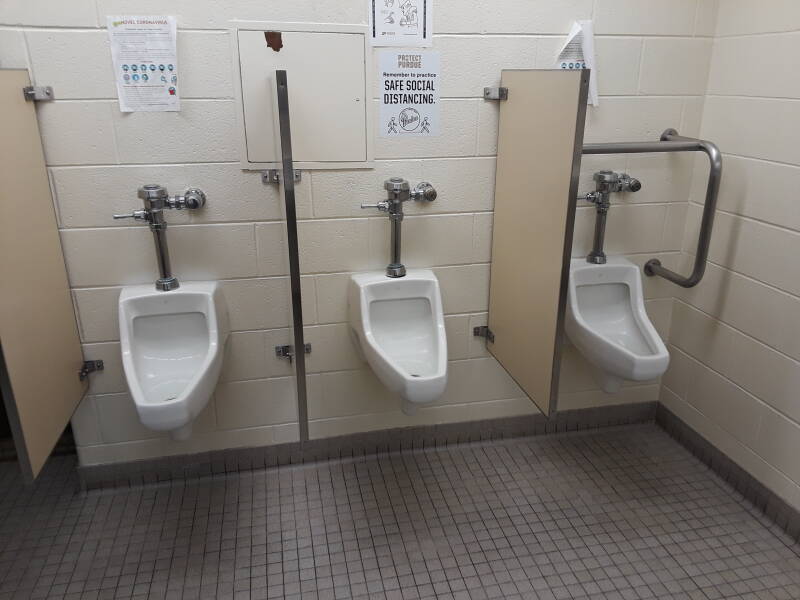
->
[275,343,312,364]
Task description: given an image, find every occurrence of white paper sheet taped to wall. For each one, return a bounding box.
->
[370,0,433,47]
[555,20,598,106]
[380,51,440,137]
[107,16,180,112]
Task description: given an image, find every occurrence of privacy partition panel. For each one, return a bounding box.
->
[483,69,589,416]
[0,70,88,479]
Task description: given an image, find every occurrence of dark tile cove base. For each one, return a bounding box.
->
[657,403,800,543]
[78,402,657,490]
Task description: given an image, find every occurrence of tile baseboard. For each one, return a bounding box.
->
[656,403,800,543]
[78,401,657,490]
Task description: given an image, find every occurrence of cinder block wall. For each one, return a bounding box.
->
[0,0,716,465]
[661,0,800,512]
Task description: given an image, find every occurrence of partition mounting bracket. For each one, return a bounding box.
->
[473,326,495,343]
[262,169,301,185]
[483,87,508,101]
[78,360,104,381]
[275,343,311,365]
[23,86,55,102]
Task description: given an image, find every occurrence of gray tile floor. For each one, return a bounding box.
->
[1,424,799,600]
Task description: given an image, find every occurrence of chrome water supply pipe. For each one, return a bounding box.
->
[113,184,207,291]
[361,177,437,278]
[579,171,641,264]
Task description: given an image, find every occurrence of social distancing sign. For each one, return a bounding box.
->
[380,51,440,137]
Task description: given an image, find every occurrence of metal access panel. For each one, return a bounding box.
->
[0,70,88,480]
[484,69,589,416]
[233,22,373,170]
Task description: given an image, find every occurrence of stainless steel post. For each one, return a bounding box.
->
[275,70,309,442]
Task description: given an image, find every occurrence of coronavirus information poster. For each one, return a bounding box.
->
[380,50,440,137]
[107,16,180,112]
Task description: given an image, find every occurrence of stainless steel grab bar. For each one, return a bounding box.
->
[582,128,722,288]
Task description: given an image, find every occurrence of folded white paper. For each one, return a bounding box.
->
[555,20,598,106]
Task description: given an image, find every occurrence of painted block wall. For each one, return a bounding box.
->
[661,0,800,512]
[0,0,715,465]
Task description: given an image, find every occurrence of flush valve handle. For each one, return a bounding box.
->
[361,200,390,211]
[113,210,149,221]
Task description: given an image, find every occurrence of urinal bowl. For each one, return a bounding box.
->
[119,282,229,440]
[565,257,669,393]
[349,269,448,414]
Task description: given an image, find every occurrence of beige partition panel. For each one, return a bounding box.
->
[0,70,87,480]
[486,69,588,416]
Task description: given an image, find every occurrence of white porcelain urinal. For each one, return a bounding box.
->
[565,257,669,393]
[349,269,447,414]
[119,282,229,440]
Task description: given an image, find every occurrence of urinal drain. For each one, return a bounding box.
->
[164,396,176,402]
[411,374,420,377]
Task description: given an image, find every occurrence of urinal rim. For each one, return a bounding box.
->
[566,258,668,362]
[119,283,224,410]
[352,269,448,383]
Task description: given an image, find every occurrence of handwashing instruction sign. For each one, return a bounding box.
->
[107,16,180,112]
[370,0,432,47]
[380,51,440,137]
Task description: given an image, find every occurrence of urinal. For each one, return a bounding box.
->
[348,269,447,414]
[119,282,229,440]
[565,257,669,393]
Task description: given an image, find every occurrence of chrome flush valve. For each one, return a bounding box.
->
[360,178,437,215]
[582,170,642,265]
[361,177,438,278]
[583,170,642,212]
[113,184,208,291]
[137,183,169,204]
[384,176,411,197]
[115,185,208,222]
[593,170,641,196]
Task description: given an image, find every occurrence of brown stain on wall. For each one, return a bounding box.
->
[265,31,282,52]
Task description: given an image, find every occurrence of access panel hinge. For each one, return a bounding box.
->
[262,169,301,185]
[473,326,495,343]
[275,343,312,364]
[78,360,104,381]
[23,86,55,102]
[483,87,508,101]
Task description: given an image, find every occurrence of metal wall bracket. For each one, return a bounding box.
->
[275,343,312,364]
[483,87,508,101]
[473,326,495,343]
[262,169,301,185]
[23,86,55,102]
[78,360,104,381]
